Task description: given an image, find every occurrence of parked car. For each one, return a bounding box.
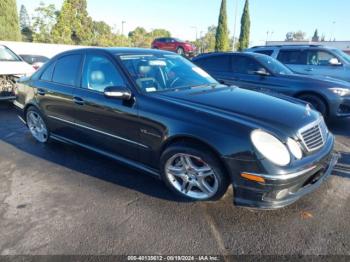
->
[20,54,50,70]
[0,45,35,101]
[152,37,197,56]
[246,45,350,82]
[14,48,338,209]
[193,52,350,119]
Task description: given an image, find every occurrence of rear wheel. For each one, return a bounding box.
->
[26,107,49,143]
[298,94,328,117]
[160,143,229,201]
[176,47,185,56]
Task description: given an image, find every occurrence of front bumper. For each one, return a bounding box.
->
[223,135,338,209]
[329,96,350,118]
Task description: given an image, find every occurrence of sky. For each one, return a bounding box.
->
[16,0,350,46]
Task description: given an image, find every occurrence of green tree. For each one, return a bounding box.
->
[193,25,216,53]
[215,0,229,51]
[312,29,320,42]
[19,5,33,42]
[128,27,149,47]
[293,30,306,41]
[238,0,251,51]
[19,5,31,30]
[52,0,93,45]
[149,29,171,39]
[32,3,57,43]
[0,0,21,41]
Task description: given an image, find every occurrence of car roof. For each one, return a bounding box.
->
[249,45,333,50]
[193,51,264,60]
[53,47,175,59]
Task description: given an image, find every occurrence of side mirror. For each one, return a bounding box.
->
[104,86,132,100]
[329,58,342,66]
[254,68,270,76]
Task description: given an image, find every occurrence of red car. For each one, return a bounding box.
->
[151,37,197,56]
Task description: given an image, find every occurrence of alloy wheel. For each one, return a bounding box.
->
[165,153,219,200]
[27,111,48,143]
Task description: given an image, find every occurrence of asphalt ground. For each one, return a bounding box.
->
[0,103,349,256]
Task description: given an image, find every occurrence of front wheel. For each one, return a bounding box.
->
[26,107,50,143]
[160,143,229,201]
[298,94,328,117]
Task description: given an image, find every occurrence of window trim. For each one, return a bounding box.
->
[39,60,57,83]
[51,54,83,87]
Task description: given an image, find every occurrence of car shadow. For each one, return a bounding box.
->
[0,104,189,203]
[327,117,350,137]
[333,152,350,179]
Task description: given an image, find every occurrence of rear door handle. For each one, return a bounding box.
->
[73,96,85,105]
[305,68,314,72]
[37,88,46,96]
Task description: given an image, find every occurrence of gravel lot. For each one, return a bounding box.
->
[0,103,349,256]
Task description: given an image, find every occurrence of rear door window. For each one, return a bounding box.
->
[231,56,261,74]
[197,55,231,72]
[40,62,55,81]
[52,54,82,86]
[277,50,307,65]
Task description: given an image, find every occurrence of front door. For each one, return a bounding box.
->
[72,52,142,161]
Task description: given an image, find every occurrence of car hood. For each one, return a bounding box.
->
[158,86,320,137]
[279,73,350,88]
[0,61,35,76]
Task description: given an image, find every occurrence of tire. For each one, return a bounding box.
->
[176,47,185,56]
[298,94,328,117]
[160,142,229,201]
[26,106,50,143]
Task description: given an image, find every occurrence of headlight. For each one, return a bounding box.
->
[329,88,350,96]
[251,130,290,166]
[287,138,303,160]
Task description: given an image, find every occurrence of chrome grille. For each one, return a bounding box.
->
[299,119,328,152]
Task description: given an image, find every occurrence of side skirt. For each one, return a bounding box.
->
[50,134,161,179]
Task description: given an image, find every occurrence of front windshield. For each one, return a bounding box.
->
[0,46,21,62]
[119,54,218,93]
[255,54,293,75]
[332,49,350,64]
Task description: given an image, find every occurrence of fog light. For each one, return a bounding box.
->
[275,189,289,200]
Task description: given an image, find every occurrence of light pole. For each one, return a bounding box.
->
[122,21,126,36]
[330,21,336,41]
[191,26,198,41]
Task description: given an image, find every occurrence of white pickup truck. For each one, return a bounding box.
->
[0,45,35,101]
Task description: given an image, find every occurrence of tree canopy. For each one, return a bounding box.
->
[215,0,229,51]
[0,0,21,41]
[238,0,250,51]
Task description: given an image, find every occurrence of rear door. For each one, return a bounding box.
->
[71,51,142,161]
[276,49,308,74]
[35,53,82,139]
[194,55,232,84]
[229,55,273,92]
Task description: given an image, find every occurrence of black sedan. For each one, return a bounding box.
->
[14,48,339,209]
[193,52,350,119]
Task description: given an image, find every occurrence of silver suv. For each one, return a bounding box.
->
[246,45,350,82]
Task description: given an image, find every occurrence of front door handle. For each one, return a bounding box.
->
[37,88,46,96]
[73,96,85,105]
[305,68,314,72]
